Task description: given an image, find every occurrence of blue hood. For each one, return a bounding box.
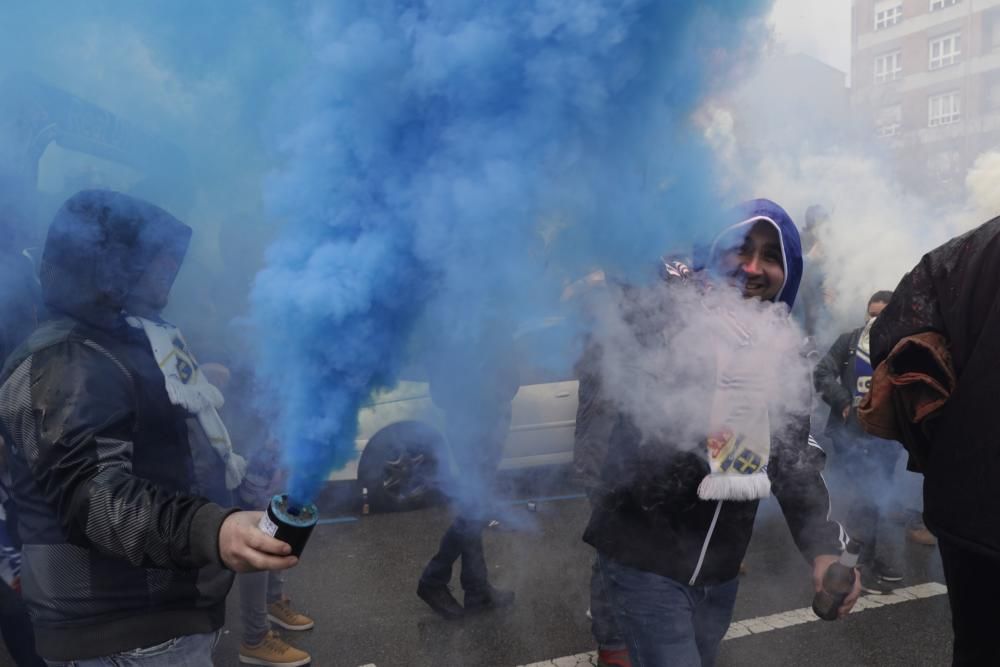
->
[699,198,803,309]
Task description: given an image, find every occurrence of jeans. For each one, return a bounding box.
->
[238,569,286,645]
[43,632,220,667]
[590,554,625,651]
[420,516,489,595]
[597,554,739,667]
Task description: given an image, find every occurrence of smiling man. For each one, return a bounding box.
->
[577,199,857,667]
[719,220,786,301]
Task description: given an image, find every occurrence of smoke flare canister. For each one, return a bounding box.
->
[258,494,318,558]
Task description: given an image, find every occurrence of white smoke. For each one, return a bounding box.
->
[586,279,811,451]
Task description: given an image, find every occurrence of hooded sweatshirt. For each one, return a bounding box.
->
[0,190,235,660]
[868,217,1000,559]
[580,199,843,585]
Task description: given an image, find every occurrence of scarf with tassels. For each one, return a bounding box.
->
[697,307,772,501]
[126,315,247,490]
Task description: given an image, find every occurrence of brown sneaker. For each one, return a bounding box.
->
[239,631,310,666]
[268,597,315,631]
[907,523,938,546]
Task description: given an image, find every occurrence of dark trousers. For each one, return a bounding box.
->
[420,516,489,595]
[829,432,899,565]
[420,405,510,595]
[0,580,44,667]
[939,539,1000,666]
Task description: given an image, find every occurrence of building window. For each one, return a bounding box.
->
[874,51,902,83]
[876,105,903,137]
[930,0,959,11]
[987,10,1000,50]
[929,32,961,70]
[928,91,961,126]
[988,78,1000,111]
[875,2,902,30]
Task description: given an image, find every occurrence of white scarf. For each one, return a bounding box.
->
[697,307,772,501]
[126,316,247,490]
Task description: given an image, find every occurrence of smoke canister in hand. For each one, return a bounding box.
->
[258,494,319,558]
[812,539,861,621]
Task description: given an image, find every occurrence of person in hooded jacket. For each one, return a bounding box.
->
[0,190,299,665]
[578,199,858,667]
[814,291,905,594]
[862,218,1000,667]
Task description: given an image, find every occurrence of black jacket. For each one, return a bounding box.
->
[814,327,864,436]
[0,191,235,660]
[580,201,843,584]
[869,217,1000,559]
[578,341,843,584]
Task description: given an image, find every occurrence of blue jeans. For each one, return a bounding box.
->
[590,555,625,650]
[239,569,286,645]
[597,554,739,667]
[44,631,220,667]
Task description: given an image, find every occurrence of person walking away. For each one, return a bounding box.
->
[417,323,520,619]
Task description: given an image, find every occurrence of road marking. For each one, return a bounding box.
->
[507,493,587,505]
[317,516,360,525]
[515,582,948,667]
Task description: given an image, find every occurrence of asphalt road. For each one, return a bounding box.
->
[208,472,951,667]
[1,470,952,667]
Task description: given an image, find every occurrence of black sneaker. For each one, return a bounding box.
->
[464,585,515,612]
[417,582,464,620]
[860,570,896,595]
[872,559,903,582]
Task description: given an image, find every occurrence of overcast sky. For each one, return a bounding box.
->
[770,0,851,73]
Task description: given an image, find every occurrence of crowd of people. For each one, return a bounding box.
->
[0,188,994,667]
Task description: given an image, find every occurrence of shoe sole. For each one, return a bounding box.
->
[416,590,464,620]
[239,654,311,666]
[267,614,315,631]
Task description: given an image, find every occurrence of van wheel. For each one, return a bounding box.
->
[357,421,443,513]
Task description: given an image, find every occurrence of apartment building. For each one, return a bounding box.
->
[852,0,1000,199]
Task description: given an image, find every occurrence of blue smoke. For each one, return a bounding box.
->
[253,1,774,505]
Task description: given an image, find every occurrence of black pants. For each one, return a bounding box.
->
[0,580,44,667]
[420,516,489,595]
[419,405,510,596]
[939,539,1000,666]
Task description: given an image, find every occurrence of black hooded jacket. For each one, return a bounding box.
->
[579,200,844,585]
[869,217,1000,559]
[0,191,235,660]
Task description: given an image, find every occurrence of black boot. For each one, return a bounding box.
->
[417,581,465,620]
[464,585,515,612]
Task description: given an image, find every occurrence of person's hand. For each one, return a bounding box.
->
[218,511,298,573]
[842,406,850,421]
[812,555,861,619]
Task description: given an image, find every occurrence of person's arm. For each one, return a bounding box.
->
[813,332,853,417]
[770,425,845,563]
[573,342,617,495]
[770,424,860,617]
[25,342,294,572]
